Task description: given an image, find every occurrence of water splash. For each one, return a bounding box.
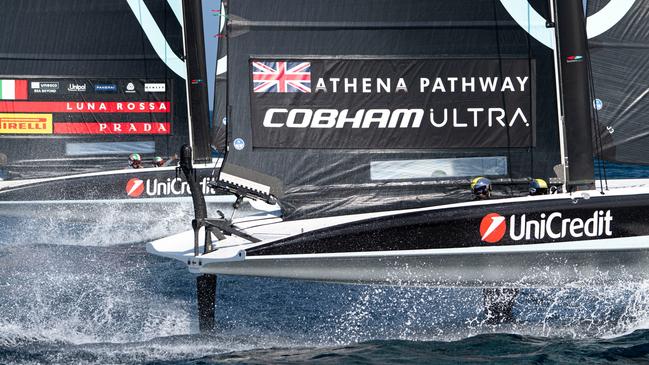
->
[4,213,649,363]
[0,201,245,246]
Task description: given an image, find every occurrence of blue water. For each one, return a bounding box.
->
[594,161,649,180]
[3,168,649,364]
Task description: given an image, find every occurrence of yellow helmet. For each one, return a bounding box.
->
[529,178,548,195]
[471,177,492,196]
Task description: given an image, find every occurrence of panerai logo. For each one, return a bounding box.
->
[480,211,613,243]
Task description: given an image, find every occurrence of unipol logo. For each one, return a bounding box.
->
[126,178,145,198]
[480,213,507,243]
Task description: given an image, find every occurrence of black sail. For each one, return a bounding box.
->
[211,0,228,153]
[588,0,649,164]
[0,0,190,178]
[219,0,563,219]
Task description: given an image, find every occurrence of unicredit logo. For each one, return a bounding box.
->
[480,213,507,243]
[480,210,614,243]
[126,178,145,198]
[125,177,215,197]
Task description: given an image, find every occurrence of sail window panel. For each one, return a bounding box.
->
[65,141,154,156]
[370,157,508,181]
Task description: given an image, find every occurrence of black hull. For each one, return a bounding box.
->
[247,192,649,256]
[148,185,649,286]
[0,166,220,202]
[0,166,241,221]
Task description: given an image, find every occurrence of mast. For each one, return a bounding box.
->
[181,0,217,333]
[181,0,211,163]
[553,0,595,190]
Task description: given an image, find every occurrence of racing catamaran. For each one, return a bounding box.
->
[0,1,258,217]
[148,0,649,330]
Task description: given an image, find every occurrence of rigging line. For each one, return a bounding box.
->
[525,2,535,181]
[584,1,608,192]
[594,19,608,191]
[583,7,604,192]
[586,57,604,193]
[492,0,514,195]
[585,41,608,191]
[593,78,608,190]
[163,1,171,158]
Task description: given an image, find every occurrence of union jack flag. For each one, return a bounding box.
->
[252,61,311,93]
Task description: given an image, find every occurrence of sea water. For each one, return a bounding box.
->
[2,163,649,364]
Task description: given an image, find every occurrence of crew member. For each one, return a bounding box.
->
[529,178,549,196]
[153,156,165,167]
[471,177,492,200]
[128,153,143,169]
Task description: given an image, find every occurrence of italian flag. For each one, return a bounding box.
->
[0,80,28,100]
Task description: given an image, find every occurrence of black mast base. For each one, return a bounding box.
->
[197,274,217,333]
[482,288,519,325]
